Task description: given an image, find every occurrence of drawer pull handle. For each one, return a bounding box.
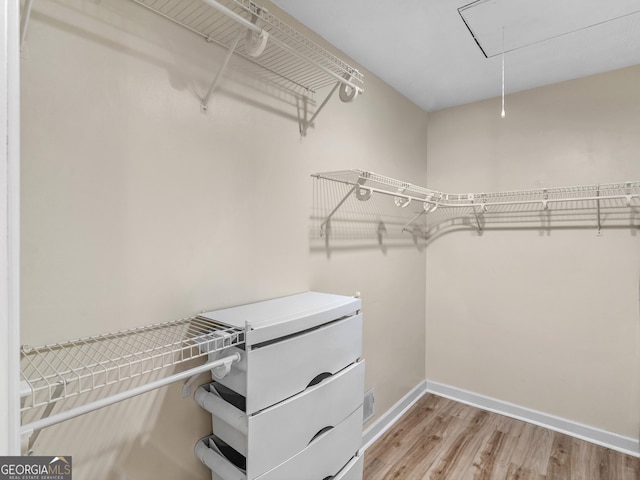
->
[309,426,334,445]
[307,372,332,387]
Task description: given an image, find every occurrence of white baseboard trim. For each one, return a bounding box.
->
[362,380,428,451]
[426,380,640,458]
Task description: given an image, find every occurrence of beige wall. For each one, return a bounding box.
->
[20,0,427,477]
[426,66,640,439]
[21,0,638,473]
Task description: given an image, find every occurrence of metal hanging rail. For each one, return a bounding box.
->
[20,316,243,411]
[132,0,364,124]
[21,353,240,438]
[313,169,640,235]
[20,315,245,450]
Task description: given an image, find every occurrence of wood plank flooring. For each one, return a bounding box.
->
[363,394,639,480]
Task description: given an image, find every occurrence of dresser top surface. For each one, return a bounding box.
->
[199,292,361,344]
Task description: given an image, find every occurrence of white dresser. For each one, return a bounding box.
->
[193,291,364,480]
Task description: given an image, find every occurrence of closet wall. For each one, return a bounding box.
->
[20,0,427,478]
[426,65,640,440]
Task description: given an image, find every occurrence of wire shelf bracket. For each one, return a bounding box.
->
[596,184,602,236]
[19,0,35,48]
[316,174,370,237]
[200,25,247,113]
[470,195,487,235]
[401,210,427,234]
[133,0,364,129]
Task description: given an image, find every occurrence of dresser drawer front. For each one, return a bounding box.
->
[247,360,364,476]
[247,313,362,413]
[334,454,363,480]
[216,313,362,413]
[197,407,362,480]
[197,361,364,477]
[256,405,363,480]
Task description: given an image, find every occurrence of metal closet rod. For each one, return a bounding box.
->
[200,0,363,94]
[21,353,241,437]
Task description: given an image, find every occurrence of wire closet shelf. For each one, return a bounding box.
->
[20,316,244,412]
[313,169,640,210]
[132,0,364,96]
[312,169,640,236]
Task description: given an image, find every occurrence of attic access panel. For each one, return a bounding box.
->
[459,0,640,57]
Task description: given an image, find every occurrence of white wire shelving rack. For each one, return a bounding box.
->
[20,0,364,136]
[131,0,364,134]
[20,316,245,448]
[312,169,640,238]
[20,0,364,133]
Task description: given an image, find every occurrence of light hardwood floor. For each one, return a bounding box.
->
[363,394,639,480]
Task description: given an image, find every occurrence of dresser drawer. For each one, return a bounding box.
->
[203,454,363,480]
[196,361,364,477]
[249,360,364,477]
[334,454,363,480]
[214,313,362,413]
[258,404,363,480]
[196,405,363,480]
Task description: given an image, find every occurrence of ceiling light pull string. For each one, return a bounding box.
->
[501,26,506,118]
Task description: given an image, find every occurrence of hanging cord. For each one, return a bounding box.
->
[501,27,505,118]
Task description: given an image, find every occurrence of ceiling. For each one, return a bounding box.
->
[271,0,640,112]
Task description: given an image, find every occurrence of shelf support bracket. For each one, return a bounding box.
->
[596,184,602,236]
[23,383,65,454]
[20,0,35,49]
[300,81,340,137]
[401,210,427,234]
[473,210,483,233]
[182,374,203,398]
[301,72,360,136]
[320,183,357,237]
[401,201,439,235]
[319,177,369,237]
[470,196,486,235]
[181,352,240,397]
[200,26,247,113]
[21,430,33,455]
